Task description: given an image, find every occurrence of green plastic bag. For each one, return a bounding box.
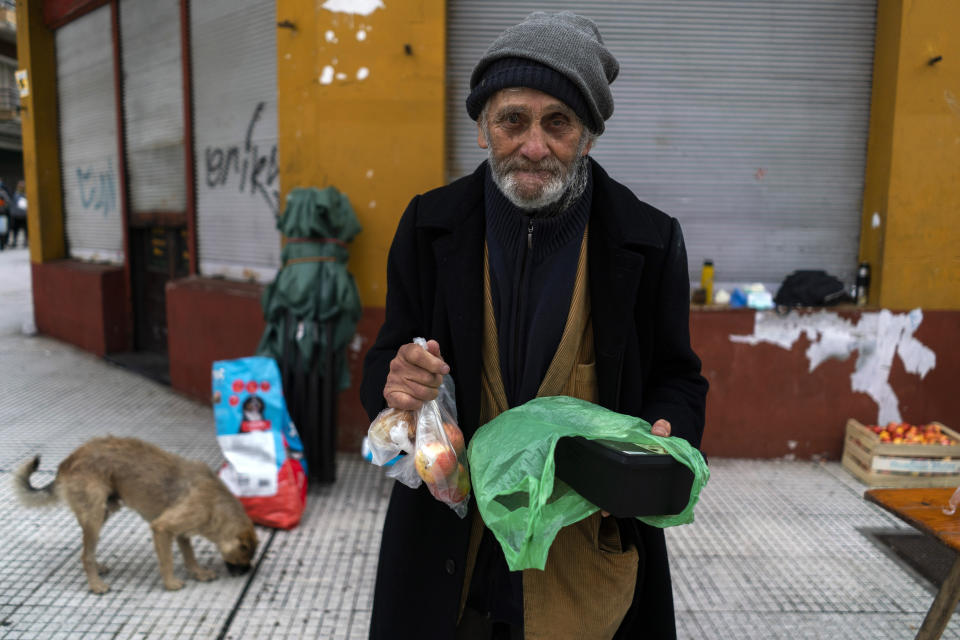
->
[467,396,709,571]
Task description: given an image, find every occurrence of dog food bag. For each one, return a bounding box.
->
[364,338,470,518]
[212,356,307,529]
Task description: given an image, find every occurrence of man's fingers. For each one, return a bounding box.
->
[651,419,672,437]
[389,357,443,389]
[383,368,441,409]
[425,339,444,362]
[382,341,449,410]
[395,377,441,402]
[384,390,423,412]
[399,342,449,375]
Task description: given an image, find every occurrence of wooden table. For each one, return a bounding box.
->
[865,488,960,640]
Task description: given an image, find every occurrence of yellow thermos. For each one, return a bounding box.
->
[700,260,714,305]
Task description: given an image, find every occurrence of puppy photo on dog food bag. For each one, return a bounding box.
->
[14,437,259,594]
[240,395,271,432]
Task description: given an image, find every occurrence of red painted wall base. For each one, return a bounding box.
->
[693,308,960,460]
[165,276,266,403]
[33,264,960,461]
[31,260,131,356]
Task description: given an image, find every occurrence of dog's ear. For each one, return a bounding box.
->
[220,528,258,564]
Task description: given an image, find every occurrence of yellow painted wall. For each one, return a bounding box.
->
[16,0,66,263]
[862,0,960,310]
[276,0,446,308]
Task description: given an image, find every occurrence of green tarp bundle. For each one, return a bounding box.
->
[257,187,362,390]
[467,396,710,571]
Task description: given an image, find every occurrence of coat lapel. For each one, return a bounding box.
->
[590,230,644,411]
[588,160,663,412]
[420,166,486,435]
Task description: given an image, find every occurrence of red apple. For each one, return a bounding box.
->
[414,441,458,485]
[443,422,466,457]
[452,464,471,501]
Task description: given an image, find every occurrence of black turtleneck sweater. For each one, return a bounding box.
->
[468,163,593,627]
[484,164,592,407]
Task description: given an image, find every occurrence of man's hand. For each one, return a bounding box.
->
[383,339,450,411]
[651,419,671,438]
[601,418,672,517]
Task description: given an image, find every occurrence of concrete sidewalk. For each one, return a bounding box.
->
[1,246,959,639]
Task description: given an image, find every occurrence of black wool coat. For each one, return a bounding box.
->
[360,159,708,640]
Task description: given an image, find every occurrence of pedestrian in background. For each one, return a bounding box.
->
[8,179,27,248]
[0,179,10,251]
[361,11,707,640]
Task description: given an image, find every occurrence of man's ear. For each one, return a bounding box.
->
[580,138,593,157]
[477,123,489,150]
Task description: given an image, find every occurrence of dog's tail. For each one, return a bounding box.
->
[13,456,59,508]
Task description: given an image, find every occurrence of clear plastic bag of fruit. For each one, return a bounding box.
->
[366,406,423,489]
[413,373,470,518]
[367,407,417,466]
[364,338,470,517]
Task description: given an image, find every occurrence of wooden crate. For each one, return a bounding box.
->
[842,418,960,487]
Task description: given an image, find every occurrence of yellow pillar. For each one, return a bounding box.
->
[276,0,446,307]
[860,0,960,310]
[16,0,65,263]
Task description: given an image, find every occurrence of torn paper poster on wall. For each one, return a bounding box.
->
[730,309,936,425]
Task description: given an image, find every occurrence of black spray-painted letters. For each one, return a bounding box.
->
[204,102,280,215]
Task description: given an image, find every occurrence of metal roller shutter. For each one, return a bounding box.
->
[447,1,876,289]
[119,0,186,214]
[56,5,124,264]
[191,0,280,283]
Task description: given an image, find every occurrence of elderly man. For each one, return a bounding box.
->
[361,11,707,640]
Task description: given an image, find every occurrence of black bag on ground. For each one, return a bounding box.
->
[774,270,852,307]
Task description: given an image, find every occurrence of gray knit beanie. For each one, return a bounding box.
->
[466,11,619,134]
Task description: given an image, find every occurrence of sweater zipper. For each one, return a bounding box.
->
[514,221,534,391]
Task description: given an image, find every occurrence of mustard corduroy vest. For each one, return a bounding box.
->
[459,228,638,639]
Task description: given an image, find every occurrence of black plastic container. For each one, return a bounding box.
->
[553,437,695,518]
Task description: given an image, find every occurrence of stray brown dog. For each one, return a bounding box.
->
[14,436,258,594]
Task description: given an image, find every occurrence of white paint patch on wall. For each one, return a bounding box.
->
[356,29,367,41]
[946,90,960,118]
[730,309,936,425]
[319,65,335,85]
[321,0,384,16]
[357,67,369,80]
[325,30,338,43]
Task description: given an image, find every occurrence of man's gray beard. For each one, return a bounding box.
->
[487,139,591,217]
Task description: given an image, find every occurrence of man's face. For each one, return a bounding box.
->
[478,87,593,210]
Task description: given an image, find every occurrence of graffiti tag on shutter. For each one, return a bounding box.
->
[76,160,118,217]
[203,101,280,216]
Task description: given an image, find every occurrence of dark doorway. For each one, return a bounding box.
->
[107,223,189,385]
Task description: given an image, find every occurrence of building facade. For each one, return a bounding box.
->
[16,0,960,458]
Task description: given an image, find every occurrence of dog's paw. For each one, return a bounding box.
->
[163,577,185,591]
[89,579,110,594]
[191,567,217,582]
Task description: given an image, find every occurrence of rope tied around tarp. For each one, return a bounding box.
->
[284,237,349,249]
[284,256,337,267]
